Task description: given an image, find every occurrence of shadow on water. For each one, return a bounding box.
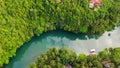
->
[3,38,34,68]
[42,30,101,40]
[3,35,46,68]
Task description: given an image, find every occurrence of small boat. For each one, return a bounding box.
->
[89,49,96,56]
[90,49,95,53]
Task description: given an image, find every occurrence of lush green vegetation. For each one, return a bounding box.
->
[28,47,120,68]
[0,0,120,67]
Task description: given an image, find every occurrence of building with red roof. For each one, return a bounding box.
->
[89,0,102,9]
[90,0,102,4]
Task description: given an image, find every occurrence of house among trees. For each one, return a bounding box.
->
[104,63,110,68]
[89,0,102,9]
[101,60,111,68]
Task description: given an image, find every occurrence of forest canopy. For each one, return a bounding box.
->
[0,0,120,67]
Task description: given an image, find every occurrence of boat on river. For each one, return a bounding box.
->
[89,49,96,56]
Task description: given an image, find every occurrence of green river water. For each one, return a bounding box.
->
[4,27,120,68]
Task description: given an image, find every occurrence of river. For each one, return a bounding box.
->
[4,27,120,68]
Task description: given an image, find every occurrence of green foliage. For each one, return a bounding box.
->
[0,0,120,67]
[29,47,120,68]
[98,49,110,60]
[110,48,120,67]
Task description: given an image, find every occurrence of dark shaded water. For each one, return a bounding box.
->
[4,27,120,68]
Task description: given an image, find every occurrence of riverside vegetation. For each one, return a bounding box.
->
[28,47,120,68]
[0,0,120,67]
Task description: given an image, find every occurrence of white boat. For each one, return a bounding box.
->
[90,49,95,53]
[89,49,96,56]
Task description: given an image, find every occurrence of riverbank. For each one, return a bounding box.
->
[28,47,120,68]
[3,28,120,68]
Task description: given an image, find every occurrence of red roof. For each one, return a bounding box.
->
[90,0,101,4]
